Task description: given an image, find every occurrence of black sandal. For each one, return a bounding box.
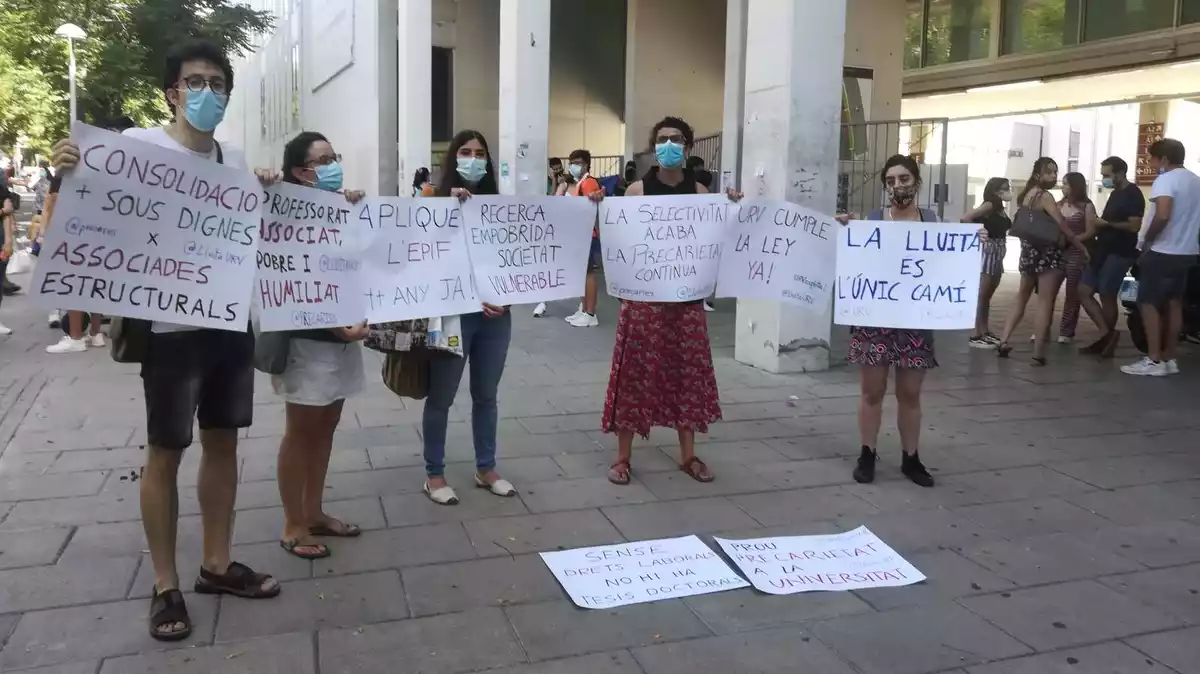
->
[194,561,281,599]
[997,343,1012,358]
[148,587,192,642]
[1031,356,1047,367]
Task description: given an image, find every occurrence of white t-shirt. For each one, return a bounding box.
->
[121,127,250,333]
[1141,167,1200,256]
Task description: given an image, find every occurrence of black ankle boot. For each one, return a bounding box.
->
[901,451,935,487]
[852,446,877,484]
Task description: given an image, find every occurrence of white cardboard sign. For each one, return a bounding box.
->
[461,195,596,305]
[598,195,733,302]
[539,535,750,609]
[834,220,982,330]
[717,199,838,311]
[715,527,926,595]
[356,197,481,322]
[33,123,261,330]
[256,182,366,331]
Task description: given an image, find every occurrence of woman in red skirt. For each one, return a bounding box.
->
[604,116,740,485]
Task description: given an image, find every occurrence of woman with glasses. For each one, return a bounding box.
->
[272,131,367,559]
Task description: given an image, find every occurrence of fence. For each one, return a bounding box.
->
[838,117,949,220]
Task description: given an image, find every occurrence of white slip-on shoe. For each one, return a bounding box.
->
[422,481,459,505]
[475,474,517,497]
[532,302,547,318]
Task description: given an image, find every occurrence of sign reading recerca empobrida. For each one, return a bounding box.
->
[32,123,261,330]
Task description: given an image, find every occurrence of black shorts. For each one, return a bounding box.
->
[142,329,255,450]
[588,237,603,272]
[1137,251,1196,307]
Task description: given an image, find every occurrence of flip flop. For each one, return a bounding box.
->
[309,519,361,538]
[279,538,331,559]
[680,457,715,483]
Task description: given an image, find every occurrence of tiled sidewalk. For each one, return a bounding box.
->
[1,273,1199,674]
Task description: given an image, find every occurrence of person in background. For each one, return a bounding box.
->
[616,160,638,197]
[961,177,1011,348]
[837,155,938,488]
[1078,156,1144,357]
[0,177,13,336]
[272,131,367,560]
[52,39,280,641]
[1056,172,1098,343]
[563,149,605,327]
[996,157,1087,365]
[46,116,135,351]
[32,160,51,216]
[419,129,518,505]
[1122,138,1200,376]
[604,116,740,486]
[548,157,565,195]
[411,166,430,197]
[685,155,718,312]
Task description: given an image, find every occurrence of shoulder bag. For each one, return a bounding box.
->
[1011,189,1062,248]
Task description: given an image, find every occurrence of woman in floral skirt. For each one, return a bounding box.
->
[603,116,740,486]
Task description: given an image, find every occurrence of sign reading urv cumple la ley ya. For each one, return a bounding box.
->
[716,199,838,311]
[256,182,367,331]
[355,197,481,323]
[461,195,596,306]
[33,123,261,330]
[834,220,982,330]
[598,195,733,302]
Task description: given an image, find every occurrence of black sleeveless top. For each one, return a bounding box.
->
[974,202,1011,239]
[642,167,699,196]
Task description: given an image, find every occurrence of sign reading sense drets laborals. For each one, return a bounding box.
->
[256,182,366,331]
[599,195,733,302]
[834,220,982,330]
[716,199,838,311]
[715,527,926,595]
[33,123,260,330]
[356,197,481,323]
[539,535,750,609]
[461,195,596,305]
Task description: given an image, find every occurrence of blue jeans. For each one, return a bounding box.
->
[422,311,512,477]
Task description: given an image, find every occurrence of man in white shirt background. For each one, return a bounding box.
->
[1122,138,1200,377]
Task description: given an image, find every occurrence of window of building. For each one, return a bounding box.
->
[1002,0,1082,54]
[1185,0,1200,23]
[925,0,992,66]
[905,0,924,70]
[1083,0,1175,41]
[431,47,453,142]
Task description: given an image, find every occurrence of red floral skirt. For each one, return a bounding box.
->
[602,301,722,437]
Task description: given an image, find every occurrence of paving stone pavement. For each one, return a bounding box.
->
[3,257,1200,673]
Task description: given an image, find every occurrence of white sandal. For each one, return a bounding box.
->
[423,481,459,505]
[475,474,517,497]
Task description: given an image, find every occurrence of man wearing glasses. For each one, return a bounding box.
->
[51,39,279,642]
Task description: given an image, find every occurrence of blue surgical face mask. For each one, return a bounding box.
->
[655,141,685,169]
[314,162,343,192]
[183,88,227,133]
[568,164,584,180]
[1102,178,1114,189]
[456,156,487,184]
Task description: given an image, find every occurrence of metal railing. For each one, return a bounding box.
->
[838,117,949,219]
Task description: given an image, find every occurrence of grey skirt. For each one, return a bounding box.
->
[271,338,365,406]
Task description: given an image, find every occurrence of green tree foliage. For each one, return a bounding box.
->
[0,0,272,156]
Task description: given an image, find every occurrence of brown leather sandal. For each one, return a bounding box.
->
[680,457,715,483]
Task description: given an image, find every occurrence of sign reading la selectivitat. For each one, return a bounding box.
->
[33,123,261,330]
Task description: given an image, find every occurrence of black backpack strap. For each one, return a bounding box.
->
[214,140,224,165]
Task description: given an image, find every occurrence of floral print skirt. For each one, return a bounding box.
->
[1019,242,1067,275]
[602,301,722,438]
[848,327,938,369]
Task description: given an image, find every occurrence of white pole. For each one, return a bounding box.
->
[67,37,77,123]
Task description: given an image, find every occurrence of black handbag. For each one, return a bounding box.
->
[1011,190,1062,247]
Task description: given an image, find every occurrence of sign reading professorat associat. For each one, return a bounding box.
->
[716,199,838,311]
[540,535,750,610]
[357,197,480,323]
[33,123,261,330]
[461,195,596,305]
[256,182,366,331]
[715,527,926,595]
[599,195,733,302]
[834,220,982,330]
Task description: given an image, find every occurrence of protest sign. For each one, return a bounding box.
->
[834,220,981,329]
[717,199,837,311]
[715,527,925,595]
[33,123,260,330]
[598,195,733,302]
[357,197,480,322]
[540,535,750,609]
[256,182,366,331]
[461,195,595,305]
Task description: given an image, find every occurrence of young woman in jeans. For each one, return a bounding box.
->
[420,129,517,506]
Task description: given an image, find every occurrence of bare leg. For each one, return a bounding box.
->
[1099,294,1120,332]
[67,310,85,340]
[141,445,183,593]
[277,404,325,555]
[1032,270,1065,360]
[1162,298,1183,362]
[197,428,240,575]
[974,273,1001,337]
[677,428,695,463]
[1141,303,1164,362]
[303,402,344,528]
[89,313,103,336]
[858,365,889,448]
[582,271,598,315]
[1077,284,1108,335]
[999,275,1037,344]
[894,368,926,454]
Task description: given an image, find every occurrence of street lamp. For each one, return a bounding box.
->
[54,23,87,124]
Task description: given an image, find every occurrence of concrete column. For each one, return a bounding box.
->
[396,0,432,195]
[497,0,551,196]
[734,0,847,373]
[719,0,748,191]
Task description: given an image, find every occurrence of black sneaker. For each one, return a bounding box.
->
[968,335,995,349]
[901,452,935,488]
[852,446,877,484]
